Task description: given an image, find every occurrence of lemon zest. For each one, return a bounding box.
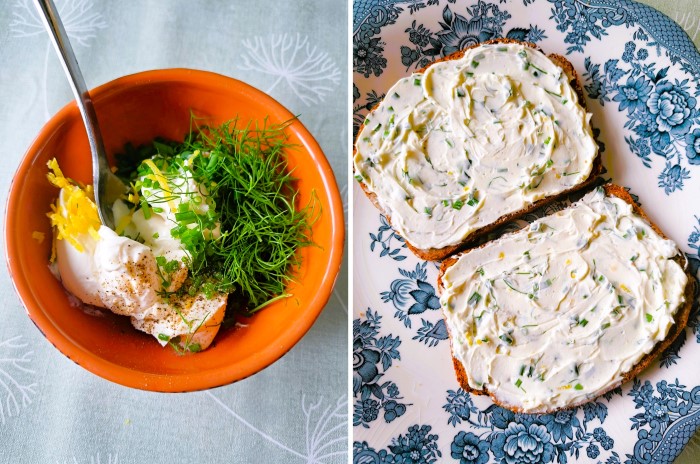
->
[46,158,101,252]
[115,212,133,236]
[142,159,177,211]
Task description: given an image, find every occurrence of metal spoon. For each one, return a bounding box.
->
[34,0,125,230]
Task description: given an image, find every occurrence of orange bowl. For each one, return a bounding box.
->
[5,69,344,392]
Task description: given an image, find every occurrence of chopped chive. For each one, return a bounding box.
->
[602,322,611,330]
[453,200,464,210]
[563,171,580,176]
[388,106,394,112]
[499,334,514,345]
[354,174,363,182]
[188,343,202,353]
[562,99,568,104]
[544,137,551,145]
[141,202,152,219]
[471,60,480,68]
[364,118,370,125]
[424,207,433,216]
[530,64,548,74]
[157,333,170,341]
[456,88,465,98]
[467,189,479,206]
[442,200,449,207]
[414,78,421,86]
[466,72,474,77]
[515,379,523,388]
[618,295,623,304]
[646,313,653,322]
[574,383,583,391]
[476,267,484,276]
[372,123,382,133]
[631,254,639,262]
[393,92,400,98]
[519,365,526,376]
[579,318,589,327]
[468,292,482,306]
[152,232,159,239]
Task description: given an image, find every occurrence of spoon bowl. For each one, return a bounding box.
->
[34,0,125,228]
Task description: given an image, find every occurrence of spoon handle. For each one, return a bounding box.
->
[33,0,114,227]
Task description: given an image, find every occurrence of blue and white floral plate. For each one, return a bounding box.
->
[352,1,700,463]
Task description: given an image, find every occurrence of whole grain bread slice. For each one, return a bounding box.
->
[436,183,694,413]
[354,38,603,261]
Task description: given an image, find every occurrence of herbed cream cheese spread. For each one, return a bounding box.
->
[354,43,598,250]
[439,188,687,412]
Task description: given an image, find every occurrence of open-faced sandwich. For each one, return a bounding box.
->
[438,184,692,413]
[354,39,601,261]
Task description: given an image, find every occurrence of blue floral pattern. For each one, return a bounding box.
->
[626,379,700,464]
[354,0,700,462]
[354,308,411,428]
[441,388,622,463]
[371,214,408,261]
[583,46,699,193]
[379,262,448,346]
[354,424,442,464]
[399,2,546,71]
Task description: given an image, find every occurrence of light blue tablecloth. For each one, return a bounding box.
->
[0,1,348,462]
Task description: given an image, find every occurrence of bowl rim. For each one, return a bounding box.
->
[4,68,345,392]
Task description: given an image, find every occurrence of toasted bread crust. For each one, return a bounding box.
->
[437,184,695,413]
[353,38,603,261]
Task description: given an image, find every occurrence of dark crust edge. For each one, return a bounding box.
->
[353,38,604,261]
[437,183,695,414]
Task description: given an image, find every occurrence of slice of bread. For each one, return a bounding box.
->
[437,184,694,413]
[354,39,602,261]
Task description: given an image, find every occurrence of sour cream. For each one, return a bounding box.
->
[50,162,225,351]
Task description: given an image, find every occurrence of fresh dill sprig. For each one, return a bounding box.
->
[115,117,319,312]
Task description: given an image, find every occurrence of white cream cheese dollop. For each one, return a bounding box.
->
[354,43,598,250]
[439,188,687,412]
[53,173,225,351]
